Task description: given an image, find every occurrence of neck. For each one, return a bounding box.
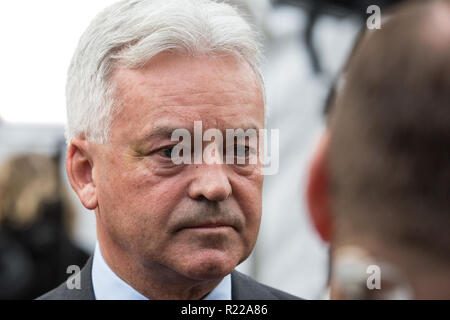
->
[330,237,450,299]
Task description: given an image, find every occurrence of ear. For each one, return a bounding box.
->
[307,130,332,243]
[66,137,98,210]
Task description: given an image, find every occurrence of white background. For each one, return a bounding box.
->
[0,1,115,124]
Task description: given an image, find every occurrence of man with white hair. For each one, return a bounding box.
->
[39,0,299,300]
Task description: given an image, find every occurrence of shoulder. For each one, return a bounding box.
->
[36,282,78,300]
[36,257,95,300]
[37,260,302,300]
[231,270,302,300]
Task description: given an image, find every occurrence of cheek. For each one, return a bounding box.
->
[233,174,263,233]
[96,159,186,230]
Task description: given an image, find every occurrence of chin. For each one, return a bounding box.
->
[179,249,241,281]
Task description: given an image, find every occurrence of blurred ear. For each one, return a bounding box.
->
[66,138,98,210]
[307,131,332,243]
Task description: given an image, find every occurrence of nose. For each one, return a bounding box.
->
[187,164,232,202]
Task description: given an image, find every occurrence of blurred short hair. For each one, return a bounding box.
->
[0,154,74,232]
[328,0,450,262]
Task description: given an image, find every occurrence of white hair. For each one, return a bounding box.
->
[66,0,264,144]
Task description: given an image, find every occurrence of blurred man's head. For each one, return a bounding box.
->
[65,0,265,299]
[307,0,450,299]
[0,154,73,231]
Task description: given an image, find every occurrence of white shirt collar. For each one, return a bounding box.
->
[91,242,232,300]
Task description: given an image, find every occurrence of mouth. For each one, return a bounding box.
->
[177,222,235,232]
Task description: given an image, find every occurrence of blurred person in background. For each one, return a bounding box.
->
[0,154,88,299]
[307,0,450,299]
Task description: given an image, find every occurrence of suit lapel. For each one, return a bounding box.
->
[67,256,96,300]
[231,270,276,300]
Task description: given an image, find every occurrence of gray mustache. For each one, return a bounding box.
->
[171,203,244,232]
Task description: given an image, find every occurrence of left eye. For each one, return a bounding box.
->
[235,145,250,157]
[158,147,174,158]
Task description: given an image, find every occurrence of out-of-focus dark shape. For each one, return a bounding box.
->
[273,0,407,73]
[0,154,88,300]
[275,0,405,16]
[323,28,368,116]
[308,0,450,299]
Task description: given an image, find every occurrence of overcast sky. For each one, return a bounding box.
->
[0,1,115,124]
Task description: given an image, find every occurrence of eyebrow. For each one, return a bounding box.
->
[139,126,179,140]
[135,123,263,143]
[226,125,261,132]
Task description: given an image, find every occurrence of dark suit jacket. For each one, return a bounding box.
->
[37,257,300,300]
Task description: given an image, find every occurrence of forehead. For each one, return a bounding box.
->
[109,52,264,143]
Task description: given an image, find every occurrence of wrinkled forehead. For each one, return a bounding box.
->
[108,53,265,144]
[111,52,263,102]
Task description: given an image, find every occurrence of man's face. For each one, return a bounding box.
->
[92,52,265,280]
